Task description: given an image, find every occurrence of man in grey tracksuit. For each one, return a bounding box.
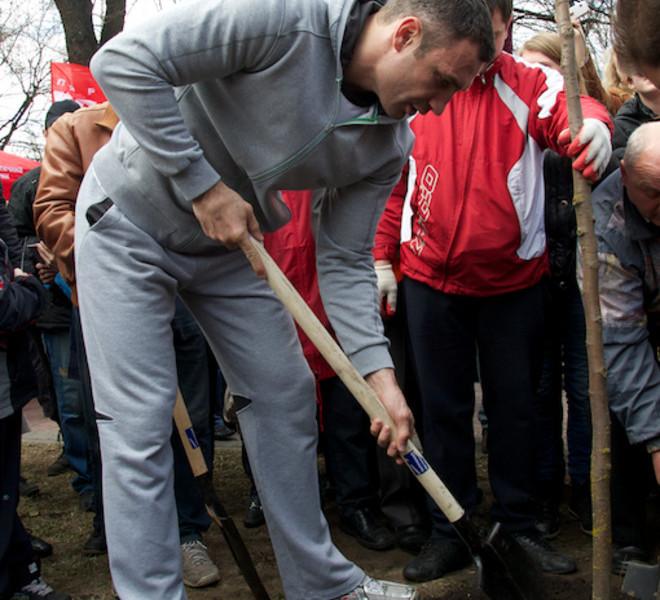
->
[74,0,494,598]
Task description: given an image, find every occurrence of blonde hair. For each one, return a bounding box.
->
[522,33,563,69]
[521,31,625,114]
[603,48,634,104]
[522,32,587,94]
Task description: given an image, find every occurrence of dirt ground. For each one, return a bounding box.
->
[17,441,657,600]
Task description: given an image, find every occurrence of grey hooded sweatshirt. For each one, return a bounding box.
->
[88,0,414,375]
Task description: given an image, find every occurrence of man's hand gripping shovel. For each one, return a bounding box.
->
[244,237,546,600]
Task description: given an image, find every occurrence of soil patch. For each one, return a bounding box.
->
[18,441,658,599]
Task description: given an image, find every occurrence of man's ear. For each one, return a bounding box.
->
[393,17,422,52]
[620,159,628,187]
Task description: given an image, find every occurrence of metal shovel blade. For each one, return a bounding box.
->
[454,520,547,600]
[622,562,660,600]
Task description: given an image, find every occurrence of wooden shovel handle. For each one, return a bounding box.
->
[247,238,464,523]
[173,389,272,600]
[173,388,207,477]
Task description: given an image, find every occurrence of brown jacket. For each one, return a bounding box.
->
[34,102,119,305]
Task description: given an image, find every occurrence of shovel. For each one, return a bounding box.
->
[622,561,660,599]
[244,238,546,600]
[173,389,271,600]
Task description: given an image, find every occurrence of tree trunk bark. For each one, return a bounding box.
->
[554,3,612,600]
[100,0,126,47]
[54,0,98,66]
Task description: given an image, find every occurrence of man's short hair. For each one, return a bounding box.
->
[613,0,660,74]
[484,0,512,23]
[378,0,495,63]
[45,100,80,130]
[623,122,660,169]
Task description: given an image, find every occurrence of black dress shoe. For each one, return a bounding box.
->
[568,480,593,536]
[512,529,577,574]
[534,497,560,540]
[47,451,72,477]
[78,489,94,512]
[213,423,236,440]
[243,499,265,528]
[19,476,40,498]
[403,538,471,582]
[338,507,394,551]
[83,529,107,555]
[29,534,53,558]
[395,524,429,555]
[612,544,648,575]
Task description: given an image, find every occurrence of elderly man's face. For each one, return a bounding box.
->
[622,148,660,227]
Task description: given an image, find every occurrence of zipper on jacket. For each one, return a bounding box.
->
[252,77,383,184]
[439,80,484,288]
[252,126,332,183]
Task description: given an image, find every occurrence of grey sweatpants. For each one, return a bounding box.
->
[74,169,363,600]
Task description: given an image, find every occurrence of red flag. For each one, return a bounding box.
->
[0,150,39,202]
[51,62,107,107]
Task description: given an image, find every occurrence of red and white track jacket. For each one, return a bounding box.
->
[374,52,612,297]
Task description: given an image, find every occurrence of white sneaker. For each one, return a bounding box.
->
[180,540,221,588]
[16,575,71,599]
[335,576,418,600]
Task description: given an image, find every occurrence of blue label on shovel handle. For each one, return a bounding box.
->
[403,450,429,476]
[185,427,199,450]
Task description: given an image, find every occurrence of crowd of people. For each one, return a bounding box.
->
[1,0,659,598]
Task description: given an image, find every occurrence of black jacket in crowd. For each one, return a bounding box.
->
[612,95,659,161]
[8,166,72,331]
[0,185,44,419]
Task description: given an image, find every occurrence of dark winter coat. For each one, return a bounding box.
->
[612,95,659,161]
[0,190,22,269]
[0,238,44,419]
[8,167,72,331]
[543,151,578,294]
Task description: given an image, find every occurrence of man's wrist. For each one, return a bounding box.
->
[365,367,398,394]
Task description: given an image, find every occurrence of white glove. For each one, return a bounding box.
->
[558,118,612,182]
[375,263,398,318]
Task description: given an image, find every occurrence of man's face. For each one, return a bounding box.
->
[638,63,660,90]
[622,151,660,227]
[630,74,658,96]
[491,9,512,63]
[376,31,486,119]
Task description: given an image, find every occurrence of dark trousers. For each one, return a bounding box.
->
[379,282,428,530]
[27,328,58,423]
[71,307,104,534]
[171,297,213,542]
[403,277,545,539]
[534,284,591,488]
[611,413,650,546]
[0,411,37,599]
[321,376,379,515]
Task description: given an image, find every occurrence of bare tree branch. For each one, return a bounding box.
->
[0,0,125,154]
[100,0,126,46]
